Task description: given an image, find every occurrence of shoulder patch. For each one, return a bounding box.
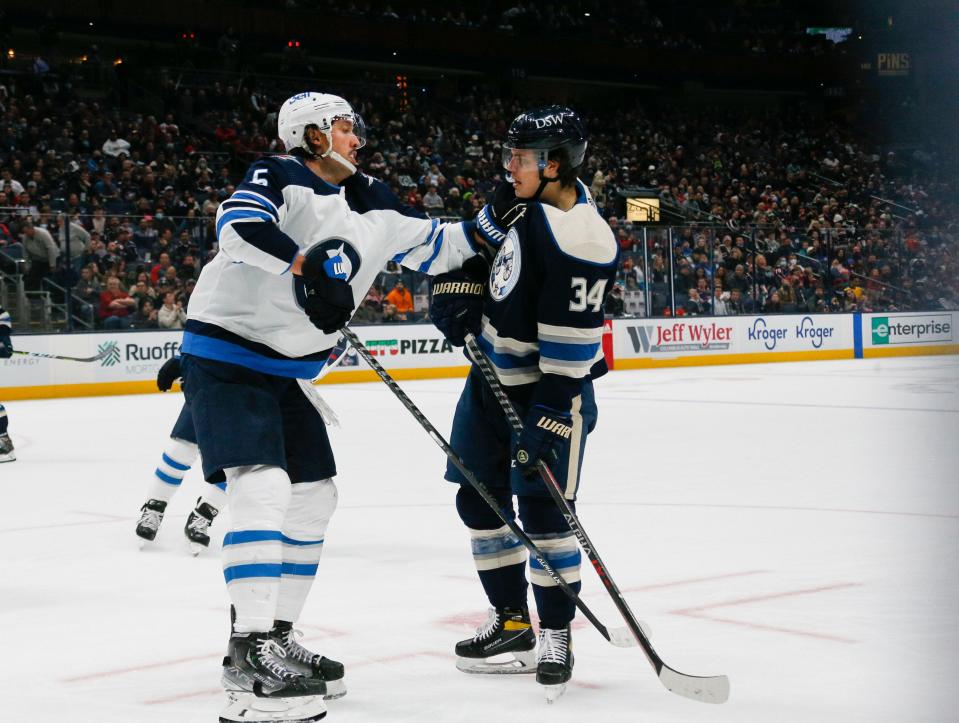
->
[540,204,617,265]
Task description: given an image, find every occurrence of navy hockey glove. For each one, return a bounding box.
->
[300,246,356,334]
[156,355,181,392]
[475,182,527,247]
[513,404,573,477]
[0,328,12,359]
[429,254,489,347]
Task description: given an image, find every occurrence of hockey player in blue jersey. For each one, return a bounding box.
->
[429,106,618,702]
[0,305,15,462]
[179,92,481,723]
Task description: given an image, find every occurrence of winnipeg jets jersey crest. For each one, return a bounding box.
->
[475,180,618,408]
[184,155,477,378]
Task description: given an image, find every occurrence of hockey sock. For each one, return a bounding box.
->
[520,497,581,630]
[456,485,529,609]
[0,404,8,435]
[468,525,529,610]
[222,464,292,633]
[274,478,337,623]
[145,437,199,502]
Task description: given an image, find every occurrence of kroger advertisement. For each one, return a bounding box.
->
[612,314,853,365]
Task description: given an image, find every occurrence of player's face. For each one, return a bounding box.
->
[330,118,365,166]
[504,148,542,198]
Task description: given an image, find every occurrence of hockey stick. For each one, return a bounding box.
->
[464,333,730,704]
[12,346,115,363]
[339,326,635,649]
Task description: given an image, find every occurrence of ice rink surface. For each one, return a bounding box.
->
[2,355,958,722]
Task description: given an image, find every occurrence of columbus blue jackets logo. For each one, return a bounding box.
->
[490,228,521,301]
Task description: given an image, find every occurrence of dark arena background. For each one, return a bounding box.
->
[0,2,957,722]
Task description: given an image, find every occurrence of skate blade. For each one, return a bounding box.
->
[0,453,15,463]
[322,678,347,700]
[456,649,536,674]
[189,542,205,556]
[220,692,327,722]
[543,682,567,704]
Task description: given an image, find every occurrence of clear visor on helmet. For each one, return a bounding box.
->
[501,146,548,172]
[331,112,367,149]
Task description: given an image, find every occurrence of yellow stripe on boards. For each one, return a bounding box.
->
[863,344,959,359]
[614,349,855,370]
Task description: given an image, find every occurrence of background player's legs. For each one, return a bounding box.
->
[453,484,535,673]
[222,464,292,633]
[0,403,14,462]
[135,436,198,541]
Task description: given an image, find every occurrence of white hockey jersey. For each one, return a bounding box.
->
[183,154,478,378]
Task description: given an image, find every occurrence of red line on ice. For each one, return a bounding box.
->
[672,581,862,643]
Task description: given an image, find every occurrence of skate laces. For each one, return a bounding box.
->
[139,507,162,531]
[473,608,500,641]
[537,628,569,665]
[281,627,315,664]
[256,637,296,680]
[187,511,211,534]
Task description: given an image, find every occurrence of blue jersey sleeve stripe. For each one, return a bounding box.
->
[221,199,280,222]
[236,179,284,208]
[477,332,540,369]
[216,208,275,237]
[224,530,284,546]
[539,340,601,362]
[231,191,280,214]
[224,563,282,583]
[417,228,445,273]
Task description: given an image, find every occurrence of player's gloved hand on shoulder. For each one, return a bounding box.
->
[429,254,489,347]
[513,404,573,477]
[0,329,12,359]
[475,182,527,246]
[300,246,356,334]
[156,355,181,392]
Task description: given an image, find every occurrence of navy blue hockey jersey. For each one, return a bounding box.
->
[475,180,618,411]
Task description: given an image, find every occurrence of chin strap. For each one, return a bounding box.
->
[531,170,560,201]
[296,137,357,175]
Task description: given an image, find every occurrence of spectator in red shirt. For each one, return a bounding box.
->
[151,252,173,285]
[99,276,137,329]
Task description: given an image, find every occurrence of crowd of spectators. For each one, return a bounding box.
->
[0,55,955,330]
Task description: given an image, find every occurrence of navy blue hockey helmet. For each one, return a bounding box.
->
[502,105,588,173]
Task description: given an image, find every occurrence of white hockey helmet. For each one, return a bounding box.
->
[277,92,367,172]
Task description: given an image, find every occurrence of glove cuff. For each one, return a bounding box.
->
[475,206,506,247]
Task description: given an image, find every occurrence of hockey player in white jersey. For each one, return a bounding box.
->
[0,305,14,462]
[179,92,482,723]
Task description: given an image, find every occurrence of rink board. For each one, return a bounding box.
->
[1,312,955,399]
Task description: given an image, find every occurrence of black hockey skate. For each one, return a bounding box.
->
[536,625,574,703]
[0,432,15,462]
[222,632,328,700]
[220,633,327,723]
[184,497,219,555]
[135,499,167,542]
[271,621,346,700]
[455,606,536,674]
